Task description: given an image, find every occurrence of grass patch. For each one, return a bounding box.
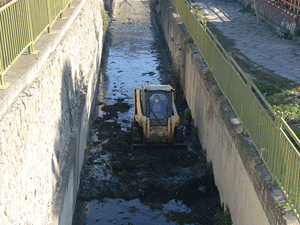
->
[206,22,300,140]
[267,91,300,121]
[253,80,281,96]
[239,4,255,14]
[183,35,194,44]
[101,5,110,33]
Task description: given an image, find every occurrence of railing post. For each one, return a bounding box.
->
[0,22,3,86]
[68,0,73,8]
[227,52,232,64]
[246,75,253,89]
[270,112,283,185]
[24,0,34,54]
[213,34,218,44]
[0,23,10,90]
[0,50,3,86]
[0,71,11,89]
[242,75,253,136]
[46,0,52,33]
[60,0,65,18]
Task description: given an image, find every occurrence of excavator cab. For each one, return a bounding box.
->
[131,84,185,148]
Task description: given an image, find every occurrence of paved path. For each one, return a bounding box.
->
[190,0,300,84]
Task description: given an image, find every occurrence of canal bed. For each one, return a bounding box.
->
[72,0,222,224]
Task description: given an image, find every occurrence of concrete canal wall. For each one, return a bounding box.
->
[156,0,299,224]
[0,0,105,224]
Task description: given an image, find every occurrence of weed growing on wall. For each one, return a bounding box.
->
[214,203,233,225]
[101,5,110,33]
[184,109,192,122]
[169,65,181,87]
[283,30,293,40]
[206,161,213,174]
[184,36,194,44]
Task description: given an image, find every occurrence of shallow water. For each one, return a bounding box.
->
[72,0,220,224]
[75,198,198,225]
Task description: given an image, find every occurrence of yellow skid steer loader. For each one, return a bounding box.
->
[131,84,185,149]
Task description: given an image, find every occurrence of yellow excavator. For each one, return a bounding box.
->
[131,84,185,149]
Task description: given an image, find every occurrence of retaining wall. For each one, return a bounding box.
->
[237,0,299,35]
[156,0,299,224]
[0,0,104,224]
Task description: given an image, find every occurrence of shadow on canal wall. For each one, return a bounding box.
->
[156,0,299,224]
[45,1,106,223]
[0,0,105,224]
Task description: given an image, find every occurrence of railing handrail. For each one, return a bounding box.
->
[281,0,300,10]
[0,0,73,89]
[170,0,300,220]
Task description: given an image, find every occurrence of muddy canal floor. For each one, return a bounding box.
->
[72,0,221,224]
[73,98,221,224]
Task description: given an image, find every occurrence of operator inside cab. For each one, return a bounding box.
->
[150,94,167,119]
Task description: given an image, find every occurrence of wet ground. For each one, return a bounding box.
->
[72,0,221,224]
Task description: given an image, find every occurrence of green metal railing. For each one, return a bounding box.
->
[170,0,300,220]
[0,0,72,89]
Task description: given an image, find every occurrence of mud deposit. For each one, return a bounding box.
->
[72,0,221,224]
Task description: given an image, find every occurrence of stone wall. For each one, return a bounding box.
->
[0,0,104,224]
[156,0,299,224]
[237,0,299,35]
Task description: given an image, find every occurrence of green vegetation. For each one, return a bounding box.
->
[101,5,110,33]
[253,81,281,96]
[165,211,196,224]
[203,70,216,83]
[214,89,223,96]
[193,6,208,23]
[295,29,300,36]
[191,126,199,138]
[214,203,233,225]
[201,148,207,156]
[283,29,293,40]
[117,170,129,182]
[239,4,255,14]
[207,21,300,140]
[206,161,213,174]
[169,65,181,87]
[184,109,192,122]
[267,90,300,145]
[183,35,194,44]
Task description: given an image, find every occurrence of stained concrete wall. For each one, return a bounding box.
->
[0,0,105,224]
[156,0,299,224]
[237,0,298,35]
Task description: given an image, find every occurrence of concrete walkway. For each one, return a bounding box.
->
[190,0,300,84]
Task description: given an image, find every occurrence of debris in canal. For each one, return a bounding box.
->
[76,94,221,223]
[75,65,223,224]
[73,0,225,222]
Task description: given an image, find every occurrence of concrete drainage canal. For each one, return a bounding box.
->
[72,0,223,224]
